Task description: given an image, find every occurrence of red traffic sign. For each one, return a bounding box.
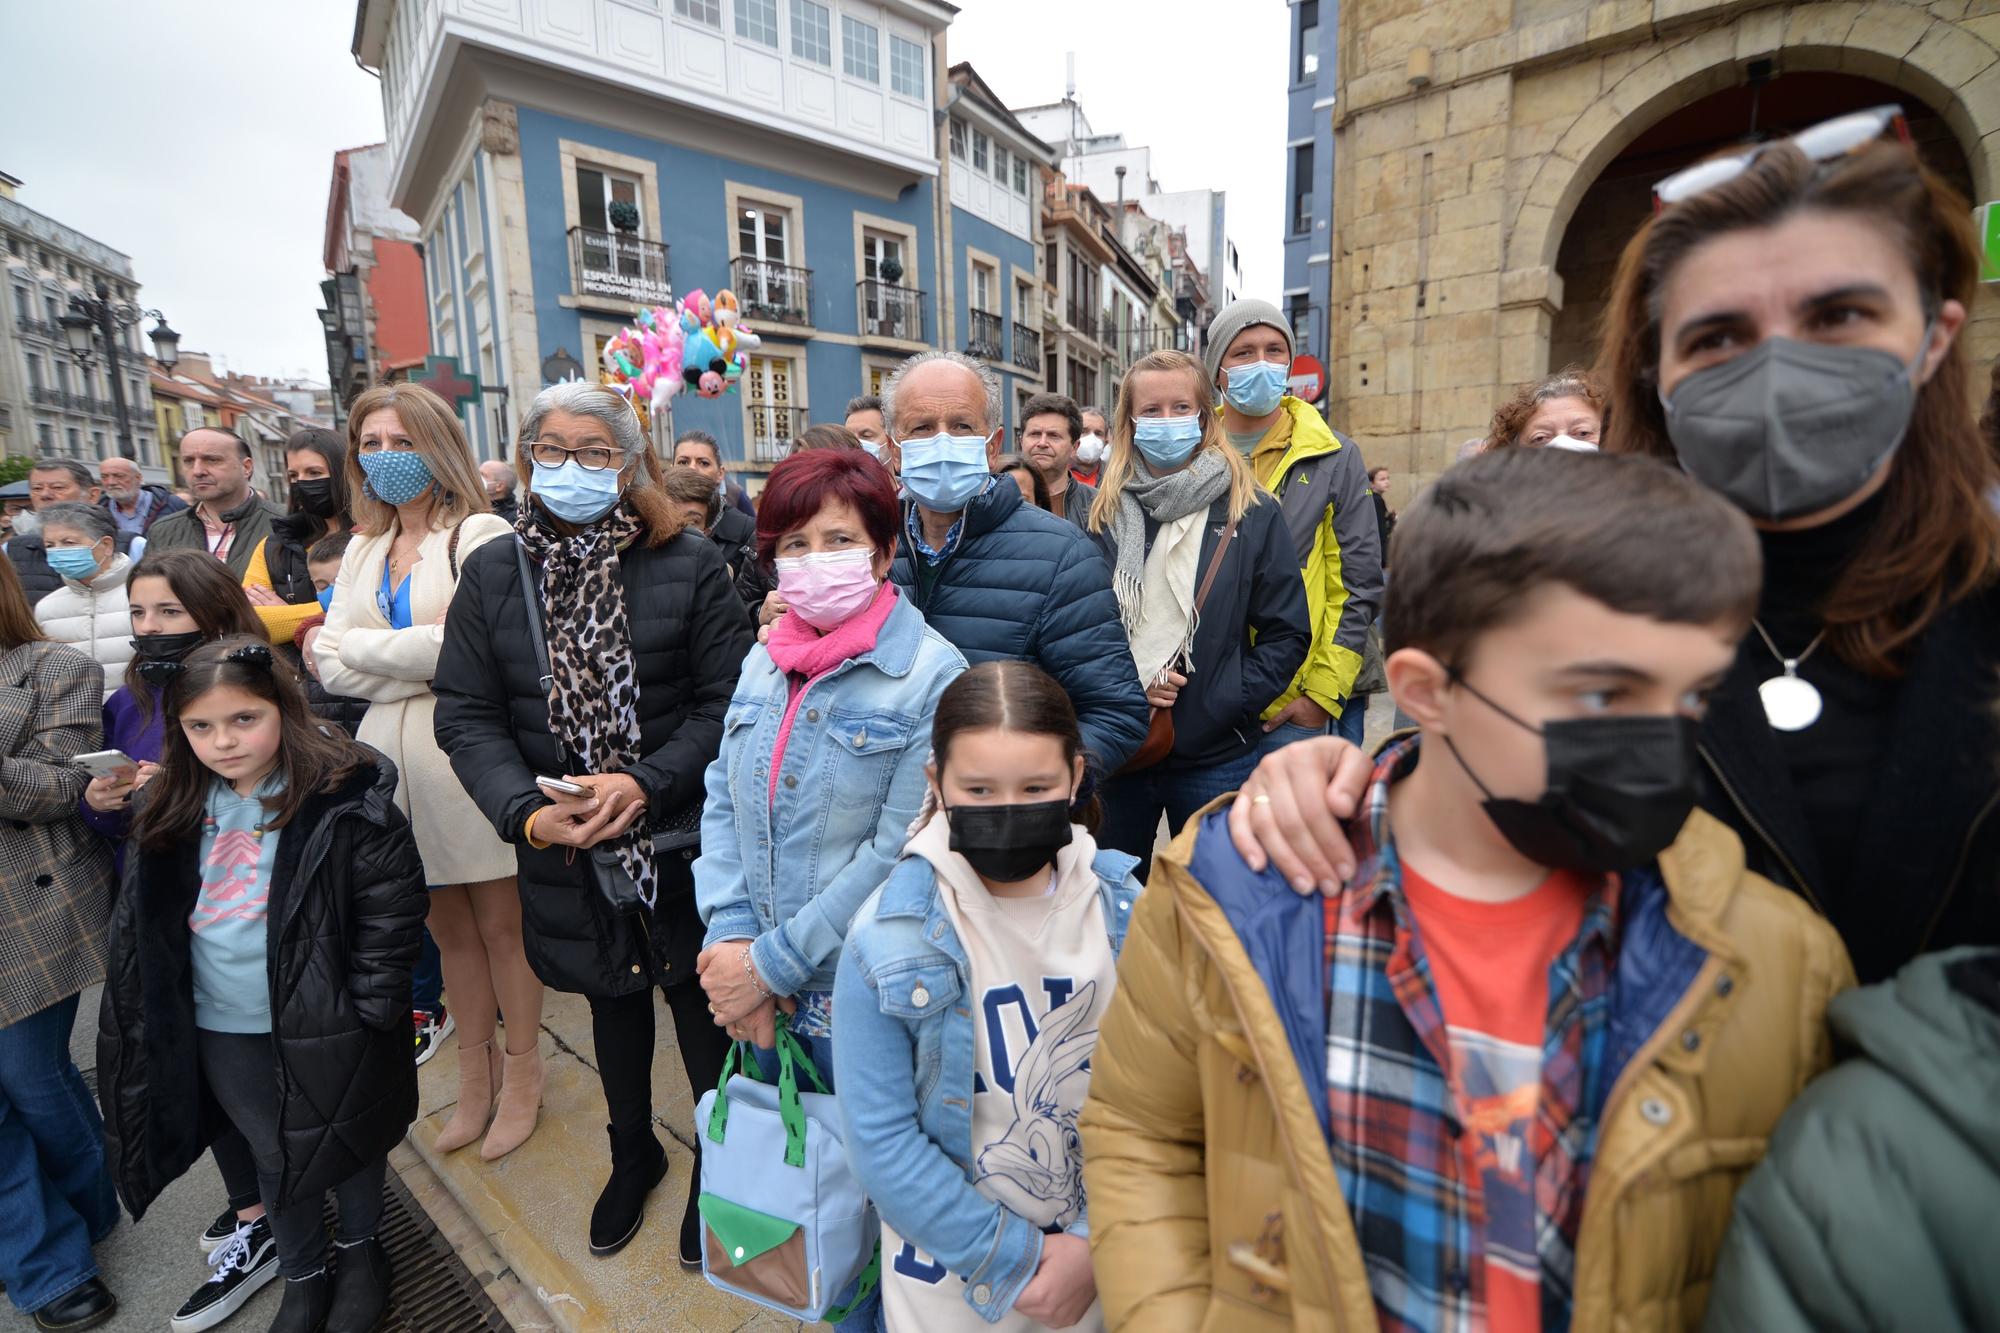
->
[1289,354,1326,403]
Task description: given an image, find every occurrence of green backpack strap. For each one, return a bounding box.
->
[704,1040,749,1144]
[772,1011,831,1167]
[820,1241,882,1324]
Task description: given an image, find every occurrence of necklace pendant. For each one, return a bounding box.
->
[1758,670,1823,732]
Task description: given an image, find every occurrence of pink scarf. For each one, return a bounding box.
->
[764,581,899,808]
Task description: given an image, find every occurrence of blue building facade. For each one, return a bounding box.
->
[943,63,1055,436]
[358,0,954,484]
[1284,0,1338,383]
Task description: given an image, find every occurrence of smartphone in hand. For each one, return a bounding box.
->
[535,775,589,798]
[74,750,138,781]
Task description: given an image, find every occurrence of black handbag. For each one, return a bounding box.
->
[513,538,701,916]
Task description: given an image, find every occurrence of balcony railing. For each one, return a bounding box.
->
[1064,302,1098,341]
[15,318,58,341]
[1128,325,1194,359]
[966,310,1004,362]
[29,387,61,407]
[746,403,808,463]
[733,257,814,328]
[857,279,926,343]
[569,226,673,306]
[1012,323,1041,373]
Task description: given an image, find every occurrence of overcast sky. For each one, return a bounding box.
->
[1,0,1285,379]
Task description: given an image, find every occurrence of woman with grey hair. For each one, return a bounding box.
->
[434,380,753,1262]
[32,501,135,701]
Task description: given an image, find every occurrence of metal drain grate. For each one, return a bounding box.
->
[327,1173,513,1333]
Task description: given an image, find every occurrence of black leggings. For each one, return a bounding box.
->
[589,981,731,1143]
[198,1031,386,1279]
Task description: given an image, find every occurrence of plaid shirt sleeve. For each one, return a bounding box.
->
[0,643,104,822]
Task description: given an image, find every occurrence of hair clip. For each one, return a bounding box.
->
[224,643,275,669]
[135,659,186,688]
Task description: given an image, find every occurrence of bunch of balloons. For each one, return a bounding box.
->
[598,287,763,420]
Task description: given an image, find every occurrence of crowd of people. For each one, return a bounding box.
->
[0,114,1995,1333]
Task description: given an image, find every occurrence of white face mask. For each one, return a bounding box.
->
[10,510,41,538]
[1545,434,1597,453]
[1076,435,1106,466]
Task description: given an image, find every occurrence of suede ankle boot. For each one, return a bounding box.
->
[479,1040,545,1161]
[432,1038,499,1153]
[589,1122,668,1257]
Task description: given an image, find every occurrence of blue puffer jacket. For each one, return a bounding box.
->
[891,479,1149,774]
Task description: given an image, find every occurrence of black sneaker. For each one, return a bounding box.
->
[171,1217,278,1331]
[198,1206,242,1255]
[412,1006,455,1068]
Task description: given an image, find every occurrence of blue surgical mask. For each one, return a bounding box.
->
[316,586,335,611]
[1223,358,1290,416]
[899,432,992,512]
[860,440,883,461]
[1133,415,1205,470]
[47,545,103,581]
[357,450,436,507]
[531,457,625,525]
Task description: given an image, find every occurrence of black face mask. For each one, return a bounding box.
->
[946,798,1074,884]
[130,630,208,687]
[291,477,340,519]
[1443,676,1700,875]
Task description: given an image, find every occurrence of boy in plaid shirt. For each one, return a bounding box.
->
[1080,449,1853,1332]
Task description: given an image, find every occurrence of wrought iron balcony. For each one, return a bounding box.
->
[1012,322,1041,373]
[746,403,807,463]
[29,386,62,407]
[966,309,1004,362]
[857,279,926,343]
[15,318,59,341]
[569,226,673,307]
[733,257,814,328]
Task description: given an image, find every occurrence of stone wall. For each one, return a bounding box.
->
[1328,0,2000,502]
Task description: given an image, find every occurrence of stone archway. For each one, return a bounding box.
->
[1547,72,1975,371]
[1506,3,2000,280]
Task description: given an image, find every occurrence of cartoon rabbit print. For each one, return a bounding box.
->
[976,980,1099,1231]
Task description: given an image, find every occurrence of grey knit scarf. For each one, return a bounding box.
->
[1108,449,1233,637]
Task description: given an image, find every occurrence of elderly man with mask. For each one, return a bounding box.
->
[98,457,186,546]
[885,350,1147,773]
[144,427,286,578]
[480,459,520,526]
[7,458,138,602]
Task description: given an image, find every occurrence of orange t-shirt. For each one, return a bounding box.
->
[1400,862,1591,1333]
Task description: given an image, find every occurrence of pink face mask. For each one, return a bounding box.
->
[775,547,878,631]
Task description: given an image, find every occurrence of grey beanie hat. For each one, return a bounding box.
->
[1203,298,1293,386]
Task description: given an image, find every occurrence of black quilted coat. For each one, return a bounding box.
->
[96,755,426,1219]
[432,520,753,998]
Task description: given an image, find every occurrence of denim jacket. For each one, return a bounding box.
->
[832,843,1143,1322]
[694,593,966,996]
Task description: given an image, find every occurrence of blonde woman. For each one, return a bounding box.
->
[313,383,546,1160]
[1085,349,1310,871]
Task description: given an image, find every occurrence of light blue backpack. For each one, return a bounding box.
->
[694,1015,880,1322]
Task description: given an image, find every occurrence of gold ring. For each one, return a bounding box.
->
[1251,793,1273,806]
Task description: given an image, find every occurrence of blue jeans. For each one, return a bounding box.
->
[1099,744,1265,881]
[1335,695,1369,746]
[748,1028,880,1332]
[0,993,118,1313]
[412,922,442,1014]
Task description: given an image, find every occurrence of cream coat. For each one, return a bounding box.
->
[34,554,134,702]
[315,514,514,884]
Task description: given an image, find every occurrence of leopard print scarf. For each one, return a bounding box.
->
[517,503,656,908]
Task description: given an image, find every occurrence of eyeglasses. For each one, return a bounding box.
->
[1652,104,1911,213]
[529,439,621,471]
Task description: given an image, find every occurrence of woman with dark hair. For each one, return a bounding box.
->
[693,447,963,1308]
[1482,366,1606,451]
[434,381,754,1261]
[0,556,119,1330]
[244,427,354,646]
[1229,111,2000,988]
[833,661,1143,1331]
[996,454,1051,511]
